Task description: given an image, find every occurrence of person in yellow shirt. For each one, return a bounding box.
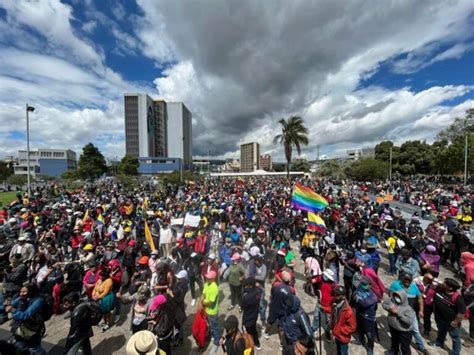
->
[201,270,220,354]
[92,269,114,332]
[386,231,400,276]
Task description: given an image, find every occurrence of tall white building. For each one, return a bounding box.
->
[124,93,168,158]
[240,142,260,172]
[166,102,192,167]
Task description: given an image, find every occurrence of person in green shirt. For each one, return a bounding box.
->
[227,253,246,311]
[201,270,220,354]
[285,246,297,269]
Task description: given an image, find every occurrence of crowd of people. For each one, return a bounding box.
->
[0,176,472,355]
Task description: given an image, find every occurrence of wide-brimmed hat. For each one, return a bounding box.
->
[126,330,158,355]
[323,269,335,282]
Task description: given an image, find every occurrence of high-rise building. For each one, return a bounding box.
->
[167,102,192,168]
[124,93,167,158]
[14,149,76,177]
[260,154,273,171]
[240,142,260,172]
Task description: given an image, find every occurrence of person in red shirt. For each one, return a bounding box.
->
[331,286,356,355]
[314,269,336,340]
[69,232,84,261]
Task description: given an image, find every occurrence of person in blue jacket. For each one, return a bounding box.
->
[6,283,46,355]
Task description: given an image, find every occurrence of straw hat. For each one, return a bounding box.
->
[126,330,158,355]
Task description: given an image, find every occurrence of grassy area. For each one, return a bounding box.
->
[0,191,18,208]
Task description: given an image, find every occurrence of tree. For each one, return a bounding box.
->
[0,160,14,181]
[317,160,347,178]
[77,143,107,180]
[61,170,78,180]
[6,174,27,186]
[118,155,140,175]
[397,140,434,174]
[273,163,286,172]
[290,159,310,172]
[345,158,389,181]
[434,109,474,175]
[273,116,309,178]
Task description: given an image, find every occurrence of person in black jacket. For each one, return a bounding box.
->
[62,292,93,355]
[241,277,261,350]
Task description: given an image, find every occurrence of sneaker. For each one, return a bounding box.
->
[262,331,270,339]
[210,344,219,355]
[279,345,283,351]
[428,342,442,348]
[238,306,242,313]
[102,324,111,332]
[256,345,262,351]
[97,321,106,327]
[191,299,196,307]
[114,314,120,324]
[228,305,235,311]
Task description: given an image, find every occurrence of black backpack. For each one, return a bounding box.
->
[87,301,103,326]
[40,294,54,322]
[154,300,175,339]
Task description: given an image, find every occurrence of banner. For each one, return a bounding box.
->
[170,218,184,226]
[184,213,201,228]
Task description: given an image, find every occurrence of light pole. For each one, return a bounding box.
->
[464,120,473,186]
[26,104,35,198]
[389,146,392,181]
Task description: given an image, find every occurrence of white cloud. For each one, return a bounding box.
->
[136,0,474,157]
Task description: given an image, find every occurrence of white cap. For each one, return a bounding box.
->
[176,270,188,279]
[208,253,216,260]
[8,218,17,224]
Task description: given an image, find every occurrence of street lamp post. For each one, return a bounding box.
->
[26,104,35,198]
[389,146,392,181]
[464,120,473,186]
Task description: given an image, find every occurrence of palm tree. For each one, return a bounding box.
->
[273,116,309,178]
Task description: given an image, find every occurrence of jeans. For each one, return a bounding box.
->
[114,295,121,317]
[389,326,412,355]
[388,253,397,274]
[356,315,375,353]
[207,313,220,346]
[412,317,426,350]
[65,337,92,355]
[258,288,267,322]
[335,339,349,355]
[245,324,260,347]
[189,275,203,300]
[312,305,330,336]
[230,284,242,307]
[423,304,433,333]
[435,319,461,355]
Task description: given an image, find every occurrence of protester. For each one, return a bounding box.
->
[383,290,416,355]
[263,270,295,349]
[92,268,115,332]
[430,278,466,355]
[201,270,220,354]
[0,175,471,355]
[352,276,377,355]
[227,253,246,311]
[330,286,356,355]
[6,283,46,355]
[62,292,93,355]
[241,277,261,350]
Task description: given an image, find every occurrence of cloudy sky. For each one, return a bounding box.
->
[0,0,473,162]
